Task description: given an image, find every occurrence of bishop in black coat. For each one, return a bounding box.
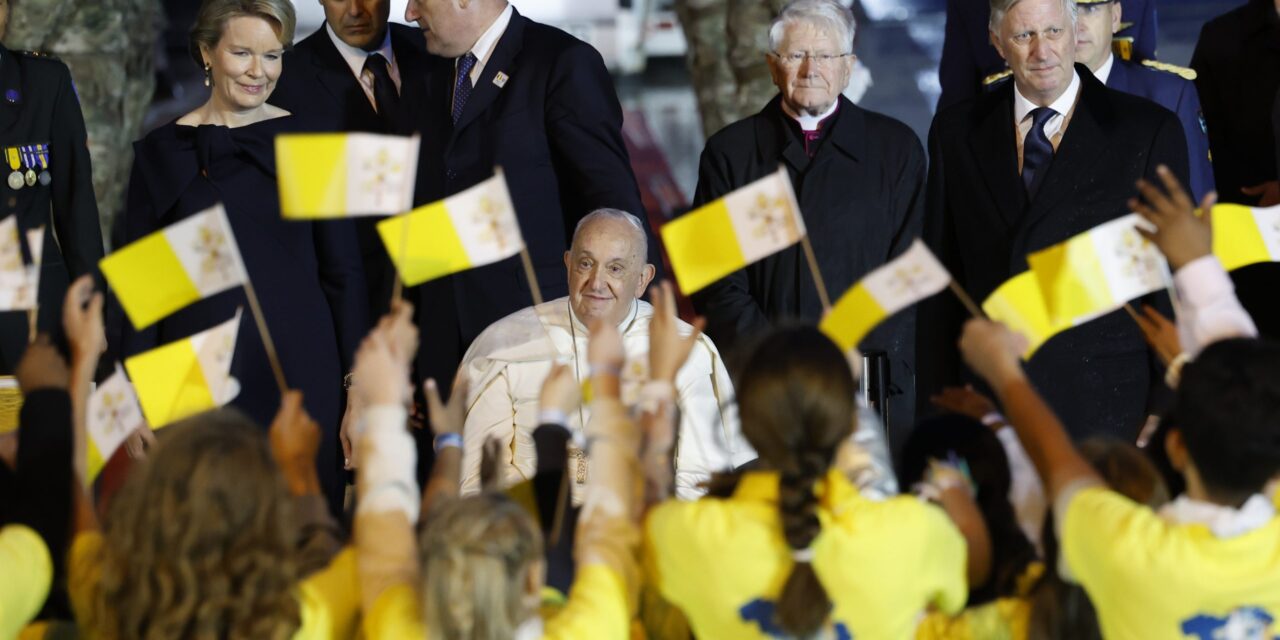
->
[918,64,1189,441]
[691,94,926,436]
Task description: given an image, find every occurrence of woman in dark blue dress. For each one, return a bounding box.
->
[113,0,367,511]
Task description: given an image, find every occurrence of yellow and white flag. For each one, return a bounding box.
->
[821,240,950,352]
[661,167,806,294]
[277,132,420,219]
[377,171,524,286]
[982,271,1071,359]
[0,217,42,311]
[124,310,241,429]
[101,204,247,330]
[1026,214,1168,327]
[1211,203,1280,271]
[85,364,147,481]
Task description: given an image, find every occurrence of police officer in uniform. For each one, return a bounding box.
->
[0,0,103,374]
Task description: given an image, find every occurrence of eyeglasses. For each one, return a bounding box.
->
[770,51,854,67]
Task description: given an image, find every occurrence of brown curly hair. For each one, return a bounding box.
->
[96,409,301,640]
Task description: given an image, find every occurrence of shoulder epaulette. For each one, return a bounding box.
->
[983,69,1013,86]
[1140,59,1197,81]
[15,50,59,61]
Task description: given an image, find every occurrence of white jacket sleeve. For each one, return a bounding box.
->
[671,337,755,499]
[1173,255,1258,356]
[460,367,533,494]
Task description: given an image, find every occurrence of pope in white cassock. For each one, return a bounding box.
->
[458,209,756,499]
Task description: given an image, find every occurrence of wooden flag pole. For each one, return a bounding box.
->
[390,212,411,305]
[799,235,831,311]
[241,276,289,394]
[519,246,544,306]
[948,279,987,319]
[26,305,36,343]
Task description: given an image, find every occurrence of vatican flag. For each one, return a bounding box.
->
[377,171,524,286]
[661,167,806,294]
[276,132,420,218]
[0,217,42,311]
[820,240,950,352]
[85,364,147,481]
[1026,214,1168,327]
[982,272,1071,358]
[100,204,246,330]
[1211,203,1280,271]
[124,310,242,429]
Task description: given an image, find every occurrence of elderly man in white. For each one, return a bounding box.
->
[457,209,754,499]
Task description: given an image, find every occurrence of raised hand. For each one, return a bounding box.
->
[930,385,998,423]
[648,280,705,384]
[1126,303,1181,366]
[1130,165,1217,272]
[269,390,322,496]
[958,319,1028,389]
[424,375,469,437]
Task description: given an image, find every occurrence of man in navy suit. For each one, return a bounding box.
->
[1073,0,1214,202]
[937,0,1157,110]
[270,0,431,321]
[401,0,655,394]
[918,0,1189,441]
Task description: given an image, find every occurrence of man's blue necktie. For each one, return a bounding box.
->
[452,52,478,125]
[1022,106,1057,199]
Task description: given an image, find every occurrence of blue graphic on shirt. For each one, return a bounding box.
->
[739,598,853,639]
[1180,606,1276,639]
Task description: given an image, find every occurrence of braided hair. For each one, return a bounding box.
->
[734,326,857,637]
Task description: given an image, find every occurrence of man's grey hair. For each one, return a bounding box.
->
[988,0,1077,34]
[571,208,648,259]
[768,0,857,55]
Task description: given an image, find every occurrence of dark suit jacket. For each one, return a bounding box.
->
[406,8,649,389]
[689,95,925,431]
[919,65,1189,440]
[269,23,431,318]
[271,22,430,135]
[937,0,1158,110]
[0,47,103,371]
[1105,58,1215,203]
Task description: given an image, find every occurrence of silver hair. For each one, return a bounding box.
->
[768,0,857,55]
[988,0,1078,34]
[571,208,648,259]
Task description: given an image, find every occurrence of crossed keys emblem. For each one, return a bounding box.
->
[748,192,798,244]
[1114,228,1161,282]
[361,148,404,209]
[471,195,516,252]
[194,220,237,284]
[94,390,133,440]
[886,263,935,298]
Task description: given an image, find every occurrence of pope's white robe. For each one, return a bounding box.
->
[458,297,755,500]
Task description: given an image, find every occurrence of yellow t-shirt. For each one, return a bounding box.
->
[645,470,968,639]
[66,531,359,640]
[1062,486,1280,639]
[361,562,631,640]
[0,525,52,640]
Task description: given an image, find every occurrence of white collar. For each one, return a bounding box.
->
[567,297,639,337]
[1093,53,1116,85]
[325,22,395,80]
[513,615,543,640]
[781,98,840,132]
[1159,493,1277,538]
[1013,68,1081,126]
[469,3,514,64]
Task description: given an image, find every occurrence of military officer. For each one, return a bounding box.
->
[1073,0,1214,202]
[0,0,103,373]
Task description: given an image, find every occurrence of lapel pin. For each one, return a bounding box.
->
[493,71,509,88]
[4,90,18,103]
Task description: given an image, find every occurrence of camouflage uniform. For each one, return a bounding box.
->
[6,0,163,245]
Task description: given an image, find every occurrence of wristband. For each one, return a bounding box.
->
[434,432,463,453]
[538,408,569,428]
[979,412,1006,428]
[1164,352,1191,389]
[587,363,622,378]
